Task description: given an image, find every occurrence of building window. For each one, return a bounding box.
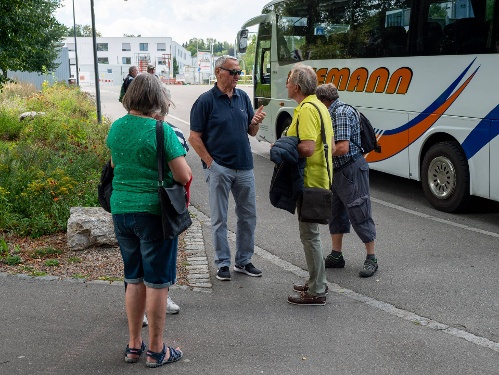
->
[122,57,131,64]
[158,60,166,65]
[139,43,148,51]
[157,43,166,51]
[97,43,108,51]
[107,69,113,73]
[69,58,76,65]
[122,43,131,51]
[97,57,109,64]
[67,43,75,51]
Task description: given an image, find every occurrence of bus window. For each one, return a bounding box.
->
[418,0,498,55]
[273,0,412,60]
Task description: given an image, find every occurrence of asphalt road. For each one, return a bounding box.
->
[83,83,499,368]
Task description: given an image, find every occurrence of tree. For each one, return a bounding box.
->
[239,35,257,75]
[172,57,179,76]
[65,24,102,37]
[0,0,67,89]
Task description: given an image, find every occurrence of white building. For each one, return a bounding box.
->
[62,37,193,85]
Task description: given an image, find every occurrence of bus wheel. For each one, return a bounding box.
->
[421,141,470,213]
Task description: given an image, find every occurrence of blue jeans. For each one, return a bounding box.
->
[113,213,178,289]
[203,161,256,268]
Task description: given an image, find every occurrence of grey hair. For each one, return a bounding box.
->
[315,83,339,102]
[289,64,318,96]
[129,65,137,74]
[122,73,166,116]
[215,55,239,69]
[158,83,176,117]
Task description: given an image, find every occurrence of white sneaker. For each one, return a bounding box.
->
[167,296,180,315]
[142,313,148,327]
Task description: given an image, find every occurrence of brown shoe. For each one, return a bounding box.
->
[287,292,326,306]
[293,283,329,295]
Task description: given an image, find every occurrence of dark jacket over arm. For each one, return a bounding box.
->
[269,136,305,214]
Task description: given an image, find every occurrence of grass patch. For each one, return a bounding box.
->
[3,255,23,265]
[33,247,62,258]
[0,81,110,238]
[98,275,122,282]
[44,259,60,267]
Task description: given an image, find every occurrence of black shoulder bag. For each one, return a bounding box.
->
[97,160,113,213]
[296,102,333,225]
[156,121,192,239]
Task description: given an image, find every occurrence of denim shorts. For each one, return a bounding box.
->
[112,213,178,289]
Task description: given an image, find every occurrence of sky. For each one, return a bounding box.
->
[55,0,271,45]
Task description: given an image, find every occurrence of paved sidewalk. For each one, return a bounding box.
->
[1,207,498,375]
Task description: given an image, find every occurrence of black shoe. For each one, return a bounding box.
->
[359,259,378,278]
[324,252,345,268]
[216,266,231,281]
[234,263,262,277]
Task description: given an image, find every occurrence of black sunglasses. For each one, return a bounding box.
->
[220,67,242,76]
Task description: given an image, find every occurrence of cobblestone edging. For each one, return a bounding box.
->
[182,209,212,292]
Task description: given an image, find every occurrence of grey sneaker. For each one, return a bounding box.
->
[167,296,180,314]
[359,259,378,278]
[234,263,262,277]
[216,266,231,281]
[142,314,148,327]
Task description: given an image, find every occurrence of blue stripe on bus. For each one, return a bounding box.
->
[461,104,499,160]
[383,58,478,136]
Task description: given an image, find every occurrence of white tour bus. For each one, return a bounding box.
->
[237,0,499,212]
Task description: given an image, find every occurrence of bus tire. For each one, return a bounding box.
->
[421,141,470,213]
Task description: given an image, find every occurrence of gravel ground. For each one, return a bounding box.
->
[0,232,189,285]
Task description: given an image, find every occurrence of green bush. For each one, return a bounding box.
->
[0,82,111,237]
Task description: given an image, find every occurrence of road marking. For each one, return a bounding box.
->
[169,115,189,126]
[371,198,499,238]
[190,205,499,353]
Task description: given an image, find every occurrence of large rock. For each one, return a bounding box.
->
[19,111,45,121]
[67,207,117,250]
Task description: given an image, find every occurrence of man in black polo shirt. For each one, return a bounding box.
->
[189,55,265,281]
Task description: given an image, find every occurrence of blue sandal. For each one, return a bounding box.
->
[124,341,146,363]
[146,343,183,368]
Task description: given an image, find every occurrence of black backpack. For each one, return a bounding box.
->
[341,104,381,154]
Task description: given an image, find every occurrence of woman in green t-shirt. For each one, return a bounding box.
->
[108,73,191,368]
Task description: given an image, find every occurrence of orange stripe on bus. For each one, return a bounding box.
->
[365,72,476,163]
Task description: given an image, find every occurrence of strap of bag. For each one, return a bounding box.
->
[296,102,332,189]
[156,120,165,186]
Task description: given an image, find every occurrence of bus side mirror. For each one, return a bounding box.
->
[237,29,249,53]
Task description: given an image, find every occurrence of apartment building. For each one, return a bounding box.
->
[63,36,193,85]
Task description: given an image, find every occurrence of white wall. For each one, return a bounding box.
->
[63,37,193,85]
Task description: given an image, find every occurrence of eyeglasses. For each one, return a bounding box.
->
[220,67,242,76]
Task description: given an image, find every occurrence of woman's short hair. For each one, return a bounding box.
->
[315,83,339,102]
[122,73,166,116]
[289,64,318,96]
